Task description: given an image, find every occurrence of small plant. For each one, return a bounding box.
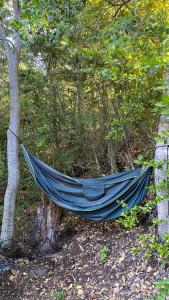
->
[133,154,144,165]
[99,245,110,262]
[139,232,169,263]
[51,290,65,300]
[118,206,140,228]
[131,247,139,255]
[117,195,162,230]
[155,279,169,299]
[148,278,169,300]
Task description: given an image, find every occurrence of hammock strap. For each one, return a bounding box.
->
[8,128,21,144]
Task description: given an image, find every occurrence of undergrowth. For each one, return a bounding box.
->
[148,278,169,300]
[118,194,169,263]
[99,245,110,262]
[51,290,65,300]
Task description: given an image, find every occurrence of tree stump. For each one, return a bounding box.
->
[30,193,64,255]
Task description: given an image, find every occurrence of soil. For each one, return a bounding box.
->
[0,215,169,300]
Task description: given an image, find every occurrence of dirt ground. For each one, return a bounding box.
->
[0,215,169,300]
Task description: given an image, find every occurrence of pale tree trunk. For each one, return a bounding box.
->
[0,0,21,248]
[91,143,101,176]
[155,73,169,239]
[108,141,117,172]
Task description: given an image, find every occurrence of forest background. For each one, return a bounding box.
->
[0,0,169,243]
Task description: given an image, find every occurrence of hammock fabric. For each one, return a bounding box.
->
[21,144,151,221]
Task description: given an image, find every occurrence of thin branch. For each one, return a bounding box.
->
[0,1,21,55]
[0,21,10,57]
[105,0,132,7]
[13,0,21,52]
[81,0,132,31]
[0,38,15,51]
[111,0,132,19]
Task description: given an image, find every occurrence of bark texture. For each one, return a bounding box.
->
[155,72,169,239]
[0,0,21,248]
[155,115,169,239]
[30,194,64,255]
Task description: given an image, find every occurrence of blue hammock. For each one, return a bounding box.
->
[21,145,151,221]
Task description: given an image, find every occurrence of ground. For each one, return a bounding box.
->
[0,215,169,300]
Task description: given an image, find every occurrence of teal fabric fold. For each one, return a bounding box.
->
[21,144,151,221]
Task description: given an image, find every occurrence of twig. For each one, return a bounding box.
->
[0,38,16,52]
[111,0,132,19]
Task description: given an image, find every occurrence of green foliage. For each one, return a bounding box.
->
[124,214,169,263]
[118,194,160,229]
[148,279,169,300]
[0,0,169,247]
[118,205,140,229]
[118,147,169,263]
[117,127,169,265]
[1,0,167,184]
[134,154,144,165]
[140,233,169,263]
[51,291,65,300]
[99,245,110,262]
[154,279,169,300]
[131,247,139,255]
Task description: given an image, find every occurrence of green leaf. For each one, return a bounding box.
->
[12,19,22,29]
[156,296,165,300]
[138,154,143,160]
[161,109,169,116]
[162,95,169,104]
[155,279,169,288]
[155,102,166,108]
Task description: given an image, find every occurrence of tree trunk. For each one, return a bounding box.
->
[30,194,64,255]
[100,85,117,172]
[112,88,134,170]
[0,57,20,248]
[0,0,21,249]
[108,141,117,172]
[155,73,169,239]
[155,115,169,239]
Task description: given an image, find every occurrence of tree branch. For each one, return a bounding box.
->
[105,0,132,7]
[0,38,15,51]
[111,0,132,19]
[0,21,10,56]
[13,0,21,52]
